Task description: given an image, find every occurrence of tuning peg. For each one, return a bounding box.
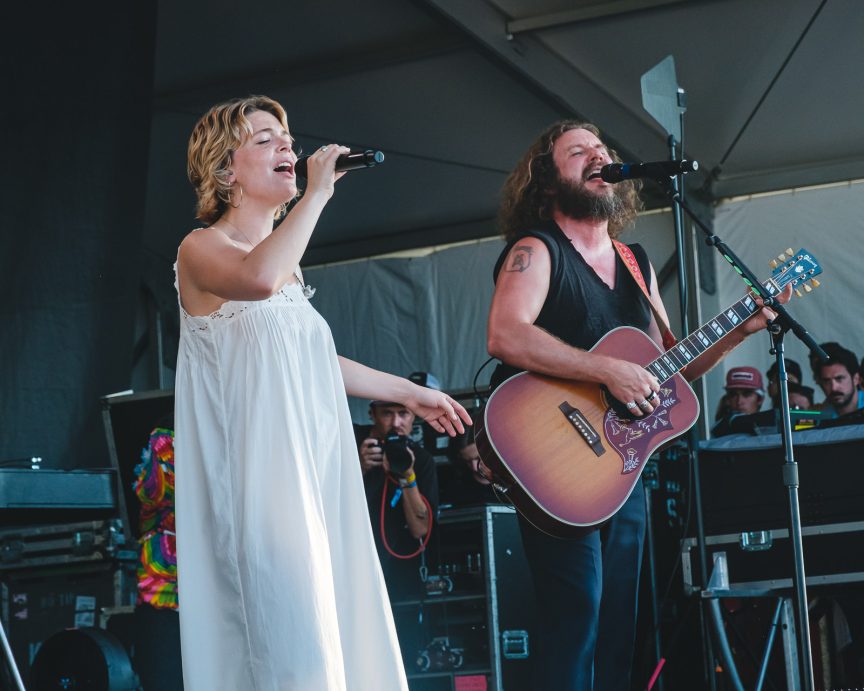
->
[804,283,812,293]
[795,288,803,297]
[785,247,794,256]
[811,278,820,288]
[770,259,779,269]
[778,253,787,262]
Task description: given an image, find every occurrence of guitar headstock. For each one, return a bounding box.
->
[770,247,823,297]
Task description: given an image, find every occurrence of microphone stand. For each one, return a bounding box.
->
[663,133,718,691]
[658,176,826,691]
[1,618,26,691]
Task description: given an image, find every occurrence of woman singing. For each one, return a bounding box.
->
[174,95,470,690]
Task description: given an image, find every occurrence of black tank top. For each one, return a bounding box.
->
[490,224,652,389]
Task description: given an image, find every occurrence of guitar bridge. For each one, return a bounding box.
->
[559,402,605,457]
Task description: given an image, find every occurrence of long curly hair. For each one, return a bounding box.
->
[187,95,293,225]
[498,120,642,242]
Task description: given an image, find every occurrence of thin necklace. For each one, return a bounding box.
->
[221,218,259,248]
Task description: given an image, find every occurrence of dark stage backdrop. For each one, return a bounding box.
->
[0,2,157,469]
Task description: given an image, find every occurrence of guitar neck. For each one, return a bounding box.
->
[645,278,781,384]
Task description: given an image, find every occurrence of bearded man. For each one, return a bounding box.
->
[815,342,864,419]
[485,121,788,690]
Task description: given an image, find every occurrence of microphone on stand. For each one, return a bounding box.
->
[597,159,698,183]
[294,149,385,178]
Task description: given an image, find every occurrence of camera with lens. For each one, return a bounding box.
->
[379,431,414,477]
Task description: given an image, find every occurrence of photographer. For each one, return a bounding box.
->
[359,398,439,597]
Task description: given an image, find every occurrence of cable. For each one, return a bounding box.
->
[379,474,433,560]
[472,356,496,404]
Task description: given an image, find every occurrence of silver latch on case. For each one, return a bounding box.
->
[739,530,773,552]
[501,630,529,659]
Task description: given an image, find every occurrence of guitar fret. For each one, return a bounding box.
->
[685,334,708,357]
[663,353,681,372]
[716,312,737,332]
[709,319,728,338]
[730,304,752,323]
[740,294,758,315]
[681,336,701,358]
[711,313,735,335]
[647,361,666,380]
[694,328,715,349]
[652,295,754,381]
[676,342,695,362]
[724,305,744,326]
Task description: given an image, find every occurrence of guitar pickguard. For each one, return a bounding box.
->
[603,383,679,474]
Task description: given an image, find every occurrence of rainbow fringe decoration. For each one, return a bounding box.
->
[133,427,178,610]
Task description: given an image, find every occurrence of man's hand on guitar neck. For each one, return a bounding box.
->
[595,355,661,417]
[681,284,795,383]
[741,284,794,336]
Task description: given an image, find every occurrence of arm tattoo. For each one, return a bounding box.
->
[505,245,534,272]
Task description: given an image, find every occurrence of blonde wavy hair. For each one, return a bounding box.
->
[187,95,293,225]
[498,120,642,242]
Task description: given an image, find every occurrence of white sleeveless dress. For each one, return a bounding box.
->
[173,271,408,691]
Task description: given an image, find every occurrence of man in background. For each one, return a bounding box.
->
[358,380,439,598]
[766,358,802,409]
[815,343,864,420]
[724,366,766,416]
[711,366,766,436]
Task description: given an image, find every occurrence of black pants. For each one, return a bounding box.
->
[133,605,184,691]
[518,481,646,691]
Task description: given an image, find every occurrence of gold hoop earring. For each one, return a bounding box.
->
[229,184,243,208]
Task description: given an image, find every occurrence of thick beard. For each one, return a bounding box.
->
[553,172,628,224]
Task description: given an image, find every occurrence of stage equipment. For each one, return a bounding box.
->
[697,425,864,534]
[0,468,115,512]
[640,54,705,691]
[0,519,127,571]
[658,189,826,691]
[641,53,827,691]
[98,389,183,689]
[682,521,864,594]
[416,637,465,673]
[29,626,139,691]
[1,560,135,683]
[0,397,139,686]
[390,505,534,691]
[100,389,174,544]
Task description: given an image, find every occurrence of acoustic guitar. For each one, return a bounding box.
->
[476,248,822,537]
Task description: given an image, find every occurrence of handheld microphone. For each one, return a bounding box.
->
[294,149,384,178]
[598,159,698,183]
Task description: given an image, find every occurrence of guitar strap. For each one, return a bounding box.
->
[612,240,677,350]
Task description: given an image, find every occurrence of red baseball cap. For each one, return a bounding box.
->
[724,366,765,394]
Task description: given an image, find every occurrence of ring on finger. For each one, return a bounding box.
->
[646,391,658,401]
[625,401,638,410]
[638,399,651,408]
[320,146,328,152]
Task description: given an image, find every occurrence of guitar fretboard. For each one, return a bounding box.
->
[645,279,780,383]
